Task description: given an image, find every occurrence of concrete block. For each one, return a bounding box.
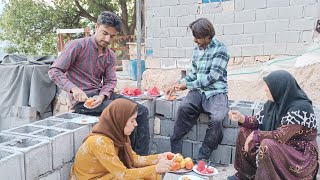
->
[230,100,256,116]
[286,43,309,55]
[221,128,239,146]
[169,27,188,37]
[0,137,52,180]
[150,7,170,17]
[264,43,286,55]
[182,140,193,158]
[253,33,276,44]
[177,37,194,48]
[4,125,44,135]
[145,18,161,28]
[178,15,196,27]
[279,6,303,19]
[180,0,197,5]
[145,58,161,69]
[232,34,253,45]
[244,22,266,34]
[256,8,279,21]
[153,48,169,58]
[169,48,186,58]
[222,0,235,12]
[161,38,177,48]
[153,28,169,38]
[0,148,25,180]
[149,117,155,152]
[146,38,161,49]
[185,48,194,58]
[160,0,179,6]
[152,135,171,153]
[214,24,224,36]
[218,35,233,46]
[313,107,320,134]
[160,118,175,137]
[161,58,177,69]
[154,117,161,135]
[266,20,289,32]
[244,0,266,10]
[146,27,154,38]
[202,3,223,14]
[276,31,300,43]
[161,17,178,28]
[33,119,64,127]
[235,10,255,23]
[173,100,182,120]
[197,123,207,141]
[156,99,173,118]
[138,99,156,118]
[228,46,242,57]
[32,128,74,169]
[231,146,236,164]
[214,12,234,24]
[184,125,197,141]
[177,59,192,69]
[196,14,214,24]
[0,133,16,144]
[54,122,91,155]
[210,145,233,165]
[145,0,160,8]
[59,162,73,180]
[224,24,244,35]
[303,4,318,17]
[241,45,264,56]
[289,18,316,31]
[55,113,82,120]
[234,0,245,11]
[170,4,198,17]
[267,0,289,7]
[36,170,60,180]
[290,0,317,6]
[192,141,202,159]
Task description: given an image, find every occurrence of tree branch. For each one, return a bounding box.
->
[74,0,97,22]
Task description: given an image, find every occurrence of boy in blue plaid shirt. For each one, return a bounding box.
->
[166,18,230,160]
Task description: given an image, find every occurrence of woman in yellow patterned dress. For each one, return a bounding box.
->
[70,98,173,180]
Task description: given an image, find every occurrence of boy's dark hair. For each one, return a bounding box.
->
[189,18,215,39]
[97,11,122,33]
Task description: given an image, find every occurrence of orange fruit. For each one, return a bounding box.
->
[167,153,175,160]
[185,161,194,170]
[171,162,180,171]
[85,99,94,107]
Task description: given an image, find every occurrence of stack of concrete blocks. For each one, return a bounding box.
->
[151,98,267,165]
[144,0,319,67]
[0,113,94,180]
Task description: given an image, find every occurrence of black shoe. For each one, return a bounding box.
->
[227,175,237,180]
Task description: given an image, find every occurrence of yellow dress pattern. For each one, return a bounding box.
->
[70,135,161,180]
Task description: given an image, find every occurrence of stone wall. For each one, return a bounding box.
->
[1,98,319,179]
[144,0,319,69]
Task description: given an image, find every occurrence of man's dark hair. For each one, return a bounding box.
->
[97,11,122,33]
[189,18,215,39]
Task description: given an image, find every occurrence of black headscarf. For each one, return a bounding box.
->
[259,70,316,131]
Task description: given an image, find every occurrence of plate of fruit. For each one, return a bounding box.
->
[121,87,143,97]
[167,153,194,174]
[145,86,163,97]
[192,160,218,176]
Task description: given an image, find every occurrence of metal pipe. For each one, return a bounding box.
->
[136,0,142,88]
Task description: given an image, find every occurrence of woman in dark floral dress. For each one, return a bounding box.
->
[228,70,318,180]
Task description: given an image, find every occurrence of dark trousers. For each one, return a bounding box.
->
[74,92,150,156]
[170,90,228,160]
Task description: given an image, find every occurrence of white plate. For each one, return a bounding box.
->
[177,175,204,180]
[144,91,164,97]
[169,168,192,174]
[70,116,99,124]
[192,165,219,176]
[120,92,142,97]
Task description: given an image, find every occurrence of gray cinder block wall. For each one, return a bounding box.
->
[145,0,319,68]
[0,99,319,179]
